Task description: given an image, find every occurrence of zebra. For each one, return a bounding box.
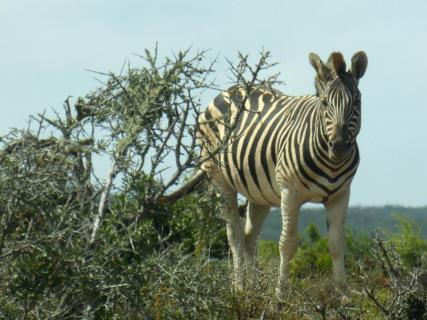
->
[163,51,368,295]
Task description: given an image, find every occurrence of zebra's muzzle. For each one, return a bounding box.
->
[328,139,352,160]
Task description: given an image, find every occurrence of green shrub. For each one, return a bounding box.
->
[169,189,228,258]
[259,224,375,278]
[387,213,427,267]
[258,239,279,263]
[290,224,332,277]
[345,229,375,275]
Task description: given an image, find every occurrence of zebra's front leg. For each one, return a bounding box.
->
[324,188,350,290]
[277,189,301,297]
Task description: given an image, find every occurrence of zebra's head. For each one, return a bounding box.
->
[309,51,368,161]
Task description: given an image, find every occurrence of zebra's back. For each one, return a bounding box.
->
[198,86,316,205]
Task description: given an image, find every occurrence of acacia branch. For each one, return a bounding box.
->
[89,159,118,245]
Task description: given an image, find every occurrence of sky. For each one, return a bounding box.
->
[1,0,426,207]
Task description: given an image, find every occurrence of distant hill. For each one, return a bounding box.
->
[261,205,427,241]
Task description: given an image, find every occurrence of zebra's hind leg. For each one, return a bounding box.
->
[244,202,270,270]
[276,189,301,298]
[216,189,247,290]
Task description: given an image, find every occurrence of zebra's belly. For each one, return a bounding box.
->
[226,174,347,206]
[220,164,354,206]
[238,188,282,207]
[223,167,282,207]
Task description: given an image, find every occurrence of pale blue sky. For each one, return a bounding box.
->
[1,0,426,206]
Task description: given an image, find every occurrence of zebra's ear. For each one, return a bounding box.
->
[350,51,368,80]
[309,53,331,82]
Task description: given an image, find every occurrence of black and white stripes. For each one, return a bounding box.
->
[196,51,368,292]
[198,76,361,205]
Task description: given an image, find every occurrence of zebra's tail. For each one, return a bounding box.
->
[158,170,207,205]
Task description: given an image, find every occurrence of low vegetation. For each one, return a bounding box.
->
[0,47,425,319]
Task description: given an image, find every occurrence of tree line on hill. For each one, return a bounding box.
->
[262,205,427,241]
